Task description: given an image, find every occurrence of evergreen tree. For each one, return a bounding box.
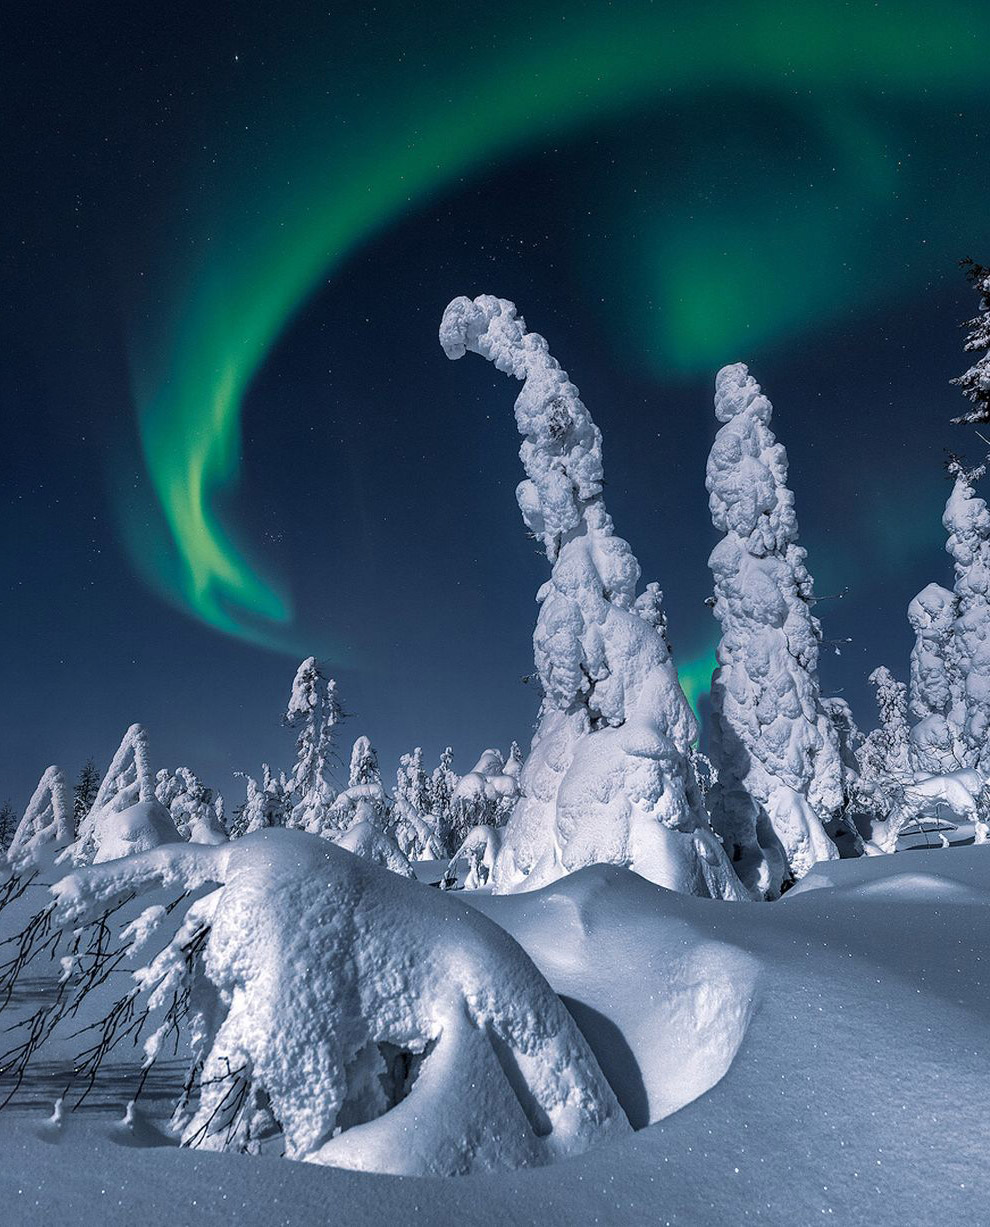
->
[392,748,438,858]
[72,758,101,834]
[441,294,746,901]
[705,363,845,896]
[0,800,18,852]
[907,581,963,774]
[951,259,990,425]
[348,736,382,788]
[283,658,342,832]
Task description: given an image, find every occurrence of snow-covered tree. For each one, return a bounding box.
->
[705,363,845,897]
[0,800,17,852]
[392,748,439,859]
[230,764,289,838]
[283,658,342,832]
[859,667,912,787]
[72,758,101,834]
[428,746,459,853]
[19,830,629,1172]
[348,736,382,788]
[155,767,226,845]
[504,741,524,781]
[7,766,72,872]
[942,457,990,772]
[448,749,520,852]
[951,259,990,425]
[68,724,178,866]
[907,581,963,774]
[440,294,747,900]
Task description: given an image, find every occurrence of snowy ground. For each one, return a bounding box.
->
[1,839,988,1224]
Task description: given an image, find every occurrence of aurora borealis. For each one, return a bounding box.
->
[3,0,990,805]
[124,0,990,654]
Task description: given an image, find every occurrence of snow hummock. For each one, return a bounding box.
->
[440,294,747,901]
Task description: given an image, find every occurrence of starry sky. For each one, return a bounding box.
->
[2,1,989,810]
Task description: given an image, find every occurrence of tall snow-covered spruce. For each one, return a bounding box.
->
[440,294,748,900]
[705,363,845,896]
[283,657,342,833]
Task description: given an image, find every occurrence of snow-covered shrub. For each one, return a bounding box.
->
[322,737,392,837]
[705,363,845,896]
[440,294,747,900]
[67,724,179,866]
[7,765,72,873]
[865,768,984,854]
[40,829,629,1173]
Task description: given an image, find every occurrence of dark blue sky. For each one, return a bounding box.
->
[2,2,987,811]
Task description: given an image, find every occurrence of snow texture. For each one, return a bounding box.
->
[48,829,629,1174]
[440,294,747,901]
[705,363,843,896]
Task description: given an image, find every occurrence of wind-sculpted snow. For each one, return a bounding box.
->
[48,829,629,1174]
[705,363,843,896]
[441,295,747,901]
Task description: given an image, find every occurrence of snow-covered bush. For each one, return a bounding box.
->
[705,363,845,896]
[440,294,747,900]
[322,736,392,836]
[33,829,629,1173]
[445,824,503,891]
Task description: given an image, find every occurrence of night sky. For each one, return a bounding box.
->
[3,1,989,811]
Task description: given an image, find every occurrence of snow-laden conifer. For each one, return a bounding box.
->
[7,765,72,872]
[907,582,963,774]
[68,724,178,865]
[283,658,341,832]
[942,457,990,771]
[951,259,990,425]
[440,294,747,899]
[705,363,844,896]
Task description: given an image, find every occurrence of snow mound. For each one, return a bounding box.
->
[466,864,760,1127]
[50,829,629,1175]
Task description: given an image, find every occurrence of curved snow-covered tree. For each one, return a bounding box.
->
[68,724,179,866]
[705,363,844,896]
[950,259,990,425]
[39,829,628,1173]
[440,294,747,900]
[283,658,342,832]
[7,765,72,873]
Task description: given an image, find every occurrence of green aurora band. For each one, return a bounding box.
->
[125,0,990,691]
